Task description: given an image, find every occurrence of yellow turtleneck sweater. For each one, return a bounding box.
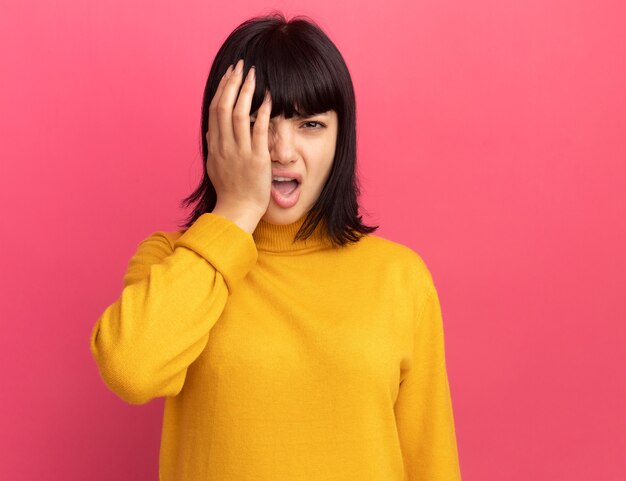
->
[89,212,461,480]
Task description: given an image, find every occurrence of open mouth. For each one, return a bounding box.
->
[272,178,300,196]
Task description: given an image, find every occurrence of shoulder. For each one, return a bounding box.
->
[135,229,183,254]
[355,233,436,293]
[121,229,186,287]
[127,228,188,265]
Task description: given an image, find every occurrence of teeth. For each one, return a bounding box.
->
[273,176,296,182]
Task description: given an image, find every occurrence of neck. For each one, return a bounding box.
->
[252,213,332,253]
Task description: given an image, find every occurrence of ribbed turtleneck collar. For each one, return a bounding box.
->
[252,213,332,253]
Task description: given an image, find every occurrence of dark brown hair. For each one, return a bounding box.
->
[178,11,378,246]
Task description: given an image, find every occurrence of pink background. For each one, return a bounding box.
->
[1,1,625,479]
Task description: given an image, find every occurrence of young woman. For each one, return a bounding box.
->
[90,12,462,481]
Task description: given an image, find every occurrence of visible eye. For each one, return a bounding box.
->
[249,119,326,129]
[301,121,325,129]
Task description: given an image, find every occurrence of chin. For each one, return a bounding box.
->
[262,204,307,225]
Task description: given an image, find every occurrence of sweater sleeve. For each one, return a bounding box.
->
[89,213,258,405]
[393,280,462,481]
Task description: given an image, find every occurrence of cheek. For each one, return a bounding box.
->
[324,133,338,168]
[316,153,335,186]
[303,132,337,185]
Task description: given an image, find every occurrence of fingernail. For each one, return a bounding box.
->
[247,66,255,82]
[224,64,233,79]
[264,91,271,103]
[234,59,244,75]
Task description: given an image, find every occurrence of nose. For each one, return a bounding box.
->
[268,118,297,165]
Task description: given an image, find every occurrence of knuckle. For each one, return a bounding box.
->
[217,146,228,159]
[207,143,217,158]
[236,143,248,155]
[254,119,268,131]
[232,110,247,122]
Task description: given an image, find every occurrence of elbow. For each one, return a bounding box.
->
[106,365,156,405]
[90,332,158,405]
[97,353,158,405]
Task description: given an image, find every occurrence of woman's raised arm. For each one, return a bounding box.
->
[89,212,257,405]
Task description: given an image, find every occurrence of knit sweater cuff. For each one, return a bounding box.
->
[173,213,258,293]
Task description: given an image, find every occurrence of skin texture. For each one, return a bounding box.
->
[207,60,273,233]
[256,108,338,226]
[207,58,338,232]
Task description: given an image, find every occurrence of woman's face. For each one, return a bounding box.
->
[253,108,338,225]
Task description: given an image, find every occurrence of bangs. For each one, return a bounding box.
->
[187,13,378,245]
[244,30,341,119]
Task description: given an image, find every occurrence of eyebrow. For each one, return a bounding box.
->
[250,112,329,120]
[297,111,330,118]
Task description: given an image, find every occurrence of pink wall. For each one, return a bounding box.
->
[1,1,625,479]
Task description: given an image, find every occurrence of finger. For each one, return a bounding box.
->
[251,90,272,158]
[216,58,246,151]
[232,65,256,152]
[208,63,234,151]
